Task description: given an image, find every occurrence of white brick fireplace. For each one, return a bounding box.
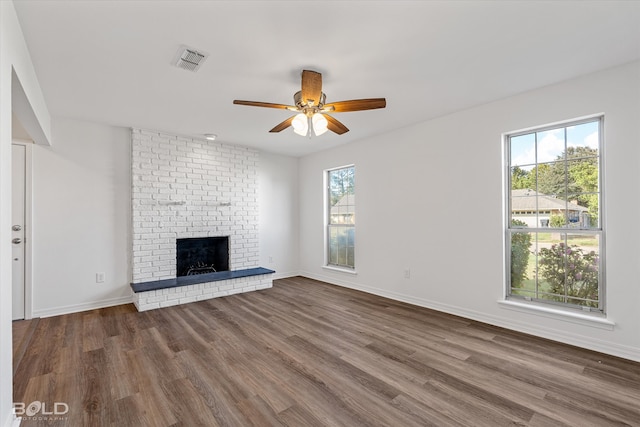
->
[130,129,272,310]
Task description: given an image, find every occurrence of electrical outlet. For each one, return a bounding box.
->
[96,272,105,283]
[404,269,411,279]
[268,256,274,264]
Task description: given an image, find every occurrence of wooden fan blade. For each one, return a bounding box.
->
[301,70,322,107]
[269,116,295,133]
[324,98,386,113]
[233,100,294,110]
[325,114,349,135]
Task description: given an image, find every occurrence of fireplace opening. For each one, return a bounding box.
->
[176,237,229,277]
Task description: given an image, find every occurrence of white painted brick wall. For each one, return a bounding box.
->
[131,129,259,282]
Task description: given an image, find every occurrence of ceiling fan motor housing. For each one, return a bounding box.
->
[294,91,326,114]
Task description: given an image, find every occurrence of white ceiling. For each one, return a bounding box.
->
[13,1,640,157]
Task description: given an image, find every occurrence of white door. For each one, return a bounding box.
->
[12,143,26,320]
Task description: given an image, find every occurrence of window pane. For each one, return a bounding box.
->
[510,167,537,192]
[565,233,600,307]
[566,193,599,229]
[537,128,565,163]
[347,227,355,268]
[536,160,567,201]
[510,133,536,168]
[328,227,338,264]
[510,231,534,293]
[338,246,347,265]
[567,121,599,151]
[511,187,539,227]
[567,157,598,191]
[535,233,565,303]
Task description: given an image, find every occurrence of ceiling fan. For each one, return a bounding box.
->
[233,70,386,136]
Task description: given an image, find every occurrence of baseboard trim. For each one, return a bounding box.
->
[32,295,134,318]
[2,413,20,427]
[271,271,299,280]
[298,271,640,363]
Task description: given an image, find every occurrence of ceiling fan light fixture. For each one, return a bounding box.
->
[312,113,328,136]
[232,70,386,137]
[292,113,308,136]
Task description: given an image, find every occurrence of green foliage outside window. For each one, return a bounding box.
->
[538,242,599,307]
[549,214,566,228]
[510,220,532,288]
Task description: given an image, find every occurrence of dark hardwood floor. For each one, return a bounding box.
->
[12,277,640,426]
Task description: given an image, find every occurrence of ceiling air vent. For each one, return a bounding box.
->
[175,47,208,72]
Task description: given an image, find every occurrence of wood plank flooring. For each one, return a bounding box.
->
[12,277,640,426]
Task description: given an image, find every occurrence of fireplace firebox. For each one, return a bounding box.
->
[176,237,229,277]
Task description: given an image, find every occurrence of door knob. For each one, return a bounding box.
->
[12,238,22,244]
[12,225,21,231]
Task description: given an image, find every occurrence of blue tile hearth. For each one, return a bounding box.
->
[130,267,275,293]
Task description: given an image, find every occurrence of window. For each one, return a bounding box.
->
[506,117,603,312]
[326,166,355,269]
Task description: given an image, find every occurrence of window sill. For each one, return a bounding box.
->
[322,265,358,275]
[497,299,615,331]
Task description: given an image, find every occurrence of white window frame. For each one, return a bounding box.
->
[504,115,605,314]
[324,165,356,273]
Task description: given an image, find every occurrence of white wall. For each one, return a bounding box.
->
[298,61,640,362]
[0,1,51,426]
[31,118,132,316]
[259,151,299,278]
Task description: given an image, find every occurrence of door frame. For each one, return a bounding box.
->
[12,139,33,320]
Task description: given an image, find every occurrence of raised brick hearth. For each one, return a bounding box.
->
[131,267,274,311]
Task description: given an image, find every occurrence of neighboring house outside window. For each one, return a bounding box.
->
[326,166,355,269]
[506,117,603,312]
[511,189,590,229]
